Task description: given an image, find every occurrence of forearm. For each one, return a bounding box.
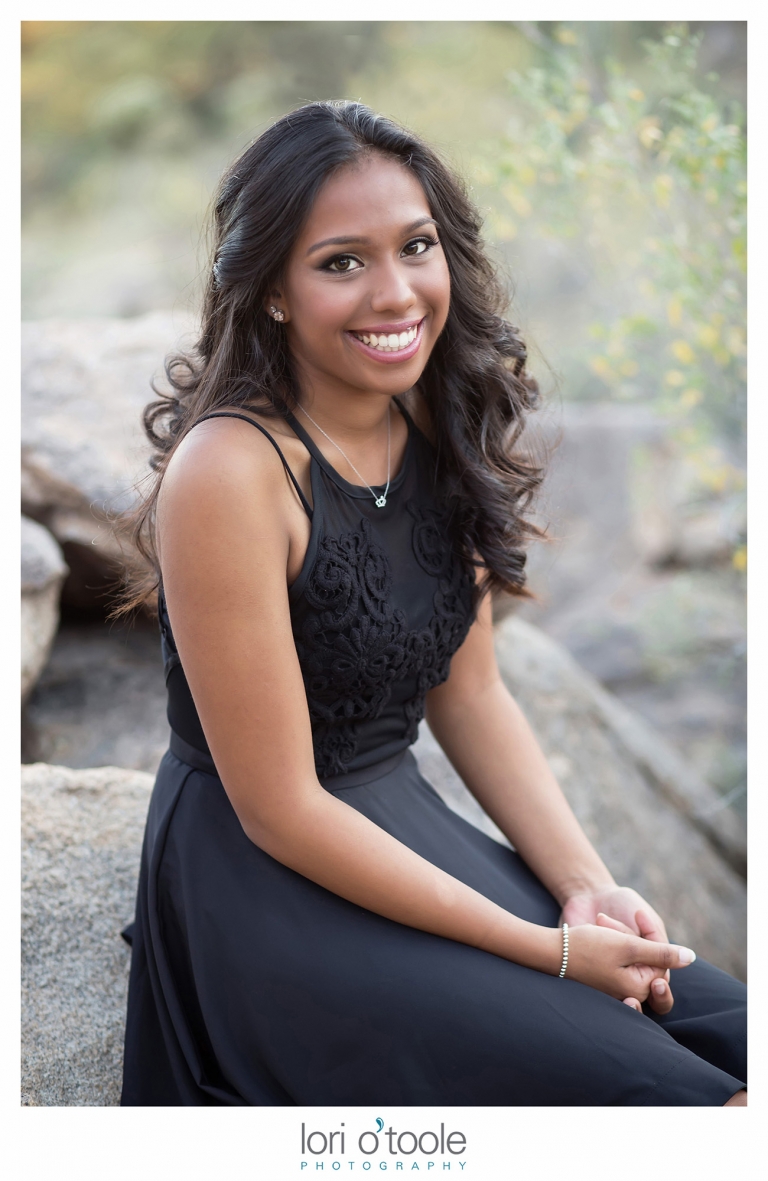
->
[426,678,615,906]
[241,784,562,973]
[241,777,692,1009]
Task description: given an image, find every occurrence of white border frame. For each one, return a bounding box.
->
[7,6,761,1176]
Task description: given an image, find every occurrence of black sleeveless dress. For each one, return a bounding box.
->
[121,402,746,1106]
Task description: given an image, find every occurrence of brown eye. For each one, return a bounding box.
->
[402,236,439,257]
[325,254,362,273]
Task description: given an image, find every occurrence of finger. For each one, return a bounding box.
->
[597,912,635,935]
[646,977,675,1015]
[623,997,643,1013]
[634,908,668,944]
[627,939,696,970]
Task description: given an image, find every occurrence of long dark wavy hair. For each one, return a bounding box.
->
[117,100,544,614]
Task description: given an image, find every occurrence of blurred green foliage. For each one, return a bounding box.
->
[22,21,387,205]
[473,26,746,501]
[21,22,540,321]
[22,22,746,500]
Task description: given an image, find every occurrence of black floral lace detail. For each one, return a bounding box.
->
[295,518,409,775]
[402,501,475,742]
[294,509,475,775]
[408,502,453,578]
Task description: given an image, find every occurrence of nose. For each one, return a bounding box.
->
[368,257,417,317]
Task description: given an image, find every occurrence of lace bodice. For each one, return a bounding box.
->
[160,400,477,778]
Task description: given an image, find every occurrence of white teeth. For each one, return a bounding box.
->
[353,324,420,351]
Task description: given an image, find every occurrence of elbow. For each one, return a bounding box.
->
[236,786,329,864]
[240,816,305,866]
[240,818,282,857]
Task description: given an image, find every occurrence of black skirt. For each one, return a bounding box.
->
[121,745,746,1106]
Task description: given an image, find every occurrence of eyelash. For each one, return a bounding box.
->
[322,235,440,273]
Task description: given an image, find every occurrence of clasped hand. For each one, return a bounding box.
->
[560,885,690,1013]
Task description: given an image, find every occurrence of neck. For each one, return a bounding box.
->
[290,383,411,491]
[295,393,395,442]
[291,356,408,442]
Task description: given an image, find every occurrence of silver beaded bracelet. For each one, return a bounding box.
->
[559,923,569,979]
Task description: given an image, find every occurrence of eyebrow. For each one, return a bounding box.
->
[305,217,439,257]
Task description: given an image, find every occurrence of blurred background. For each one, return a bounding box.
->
[21,20,746,813]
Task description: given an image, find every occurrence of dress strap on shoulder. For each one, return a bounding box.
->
[284,397,415,463]
[282,410,323,463]
[195,412,313,520]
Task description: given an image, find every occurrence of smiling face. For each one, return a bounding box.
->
[274,152,451,402]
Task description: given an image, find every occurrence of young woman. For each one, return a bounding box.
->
[120,101,746,1106]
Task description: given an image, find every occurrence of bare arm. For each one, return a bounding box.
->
[425,592,614,906]
[156,420,693,1000]
[425,590,698,1010]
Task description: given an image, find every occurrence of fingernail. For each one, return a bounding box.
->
[677,947,696,964]
[653,979,665,994]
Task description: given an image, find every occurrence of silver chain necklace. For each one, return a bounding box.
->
[297,403,391,508]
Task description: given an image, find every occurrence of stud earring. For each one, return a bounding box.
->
[269,306,285,322]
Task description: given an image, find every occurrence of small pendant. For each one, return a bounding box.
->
[374,495,387,508]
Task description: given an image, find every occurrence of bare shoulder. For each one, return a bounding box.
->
[155,410,307,581]
[161,409,305,513]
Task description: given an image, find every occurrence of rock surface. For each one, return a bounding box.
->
[511,403,747,817]
[22,618,171,774]
[21,312,193,609]
[21,762,152,1107]
[520,401,745,621]
[21,516,69,702]
[21,617,746,1106]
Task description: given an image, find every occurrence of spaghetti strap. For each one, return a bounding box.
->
[285,396,412,463]
[282,410,322,463]
[195,412,313,520]
[283,396,415,497]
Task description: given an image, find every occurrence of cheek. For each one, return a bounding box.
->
[292,282,359,339]
[424,260,451,326]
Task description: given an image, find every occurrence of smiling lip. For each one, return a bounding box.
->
[346,318,425,364]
